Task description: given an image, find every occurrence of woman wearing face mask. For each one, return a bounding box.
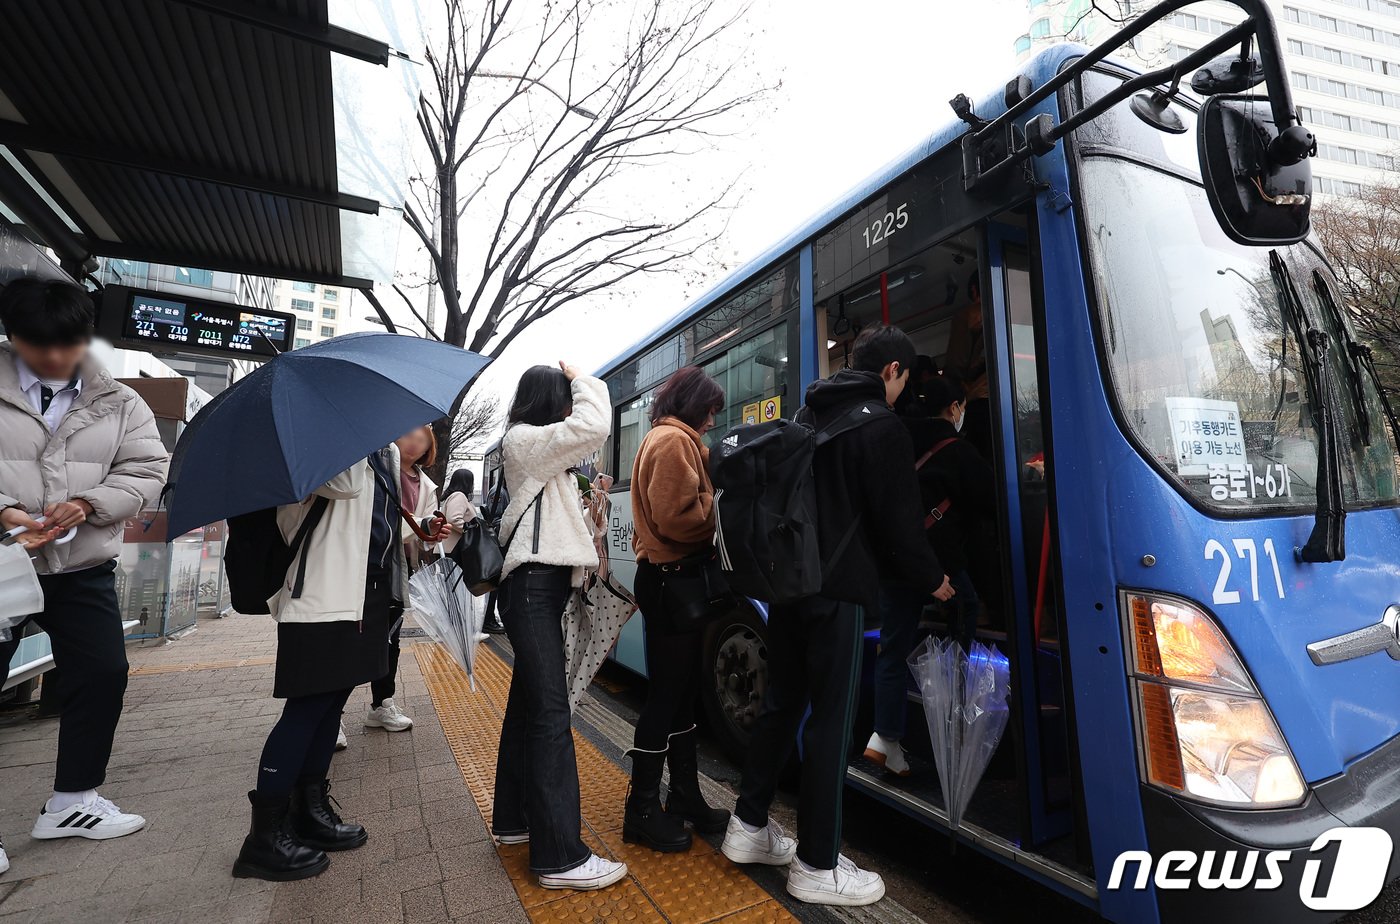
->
[622,366,729,853]
[865,375,996,777]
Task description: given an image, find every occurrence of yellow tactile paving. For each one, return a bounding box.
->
[416,642,798,924]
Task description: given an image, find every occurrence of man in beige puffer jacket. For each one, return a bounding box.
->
[0,278,169,873]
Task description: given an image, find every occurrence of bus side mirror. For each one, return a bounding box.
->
[1198,94,1315,247]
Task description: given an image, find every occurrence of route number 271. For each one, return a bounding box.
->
[1205,538,1285,605]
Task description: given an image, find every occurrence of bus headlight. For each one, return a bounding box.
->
[1124,592,1306,808]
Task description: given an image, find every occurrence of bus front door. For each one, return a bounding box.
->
[984,221,1078,850]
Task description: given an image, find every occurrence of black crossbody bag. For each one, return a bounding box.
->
[451,472,543,595]
[658,549,733,631]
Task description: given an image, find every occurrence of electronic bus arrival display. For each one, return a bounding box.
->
[98,285,294,362]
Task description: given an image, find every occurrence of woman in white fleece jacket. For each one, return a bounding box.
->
[490,362,627,893]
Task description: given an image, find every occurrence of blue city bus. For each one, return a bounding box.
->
[490,4,1400,919]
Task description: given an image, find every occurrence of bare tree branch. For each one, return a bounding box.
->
[401,0,769,482]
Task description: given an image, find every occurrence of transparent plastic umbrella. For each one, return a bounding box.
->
[0,516,74,641]
[409,558,483,690]
[0,542,44,642]
[908,635,1012,831]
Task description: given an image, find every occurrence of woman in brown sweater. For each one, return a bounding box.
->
[623,366,730,853]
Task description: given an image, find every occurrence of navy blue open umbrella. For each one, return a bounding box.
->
[165,332,490,536]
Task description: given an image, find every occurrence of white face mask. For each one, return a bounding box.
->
[953,405,965,432]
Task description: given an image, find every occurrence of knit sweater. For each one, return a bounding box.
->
[630,417,715,564]
[498,375,611,586]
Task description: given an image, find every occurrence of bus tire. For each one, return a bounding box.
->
[700,602,769,765]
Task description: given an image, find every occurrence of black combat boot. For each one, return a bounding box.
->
[663,727,730,834]
[289,779,368,851]
[232,790,330,881]
[622,748,691,853]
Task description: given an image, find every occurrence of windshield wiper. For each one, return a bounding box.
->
[1311,272,1400,453]
[1270,251,1346,562]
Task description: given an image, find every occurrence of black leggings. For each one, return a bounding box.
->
[632,560,703,753]
[257,688,353,797]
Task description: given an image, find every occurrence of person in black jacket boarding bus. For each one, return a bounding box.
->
[866,374,997,776]
[233,446,447,881]
[0,279,168,876]
[721,325,954,907]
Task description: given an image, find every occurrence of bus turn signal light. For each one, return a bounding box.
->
[1124,592,1306,808]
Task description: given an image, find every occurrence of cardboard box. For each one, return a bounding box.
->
[118,376,190,422]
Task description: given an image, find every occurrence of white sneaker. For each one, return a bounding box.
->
[538,853,628,891]
[335,721,348,751]
[364,698,413,732]
[720,815,796,866]
[863,733,911,777]
[786,854,886,907]
[0,835,9,875]
[31,794,146,841]
[496,831,529,845]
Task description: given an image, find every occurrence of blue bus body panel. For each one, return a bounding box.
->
[595,41,1400,923]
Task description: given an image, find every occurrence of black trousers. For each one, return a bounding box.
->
[735,595,864,870]
[631,560,702,752]
[256,687,354,797]
[370,621,401,708]
[0,561,127,792]
[492,565,589,874]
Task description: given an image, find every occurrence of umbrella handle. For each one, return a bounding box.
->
[1,516,77,546]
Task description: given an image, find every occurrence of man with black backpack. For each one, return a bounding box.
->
[719,325,954,908]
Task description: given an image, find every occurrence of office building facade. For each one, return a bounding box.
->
[1015,0,1400,195]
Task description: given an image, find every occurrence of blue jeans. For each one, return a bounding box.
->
[492,564,589,874]
[873,572,980,740]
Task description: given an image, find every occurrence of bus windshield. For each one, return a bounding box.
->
[1082,155,1400,511]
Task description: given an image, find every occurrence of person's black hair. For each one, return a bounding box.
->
[967,270,981,301]
[0,278,95,346]
[650,366,725,428]
[922,373,967,415]
[508,365,572,427]
[914,354,940,379]
[443,468,475,499]
[849,324,917,377]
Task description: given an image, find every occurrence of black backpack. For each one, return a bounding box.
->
[709,402,885,604]
[224,497,330,615]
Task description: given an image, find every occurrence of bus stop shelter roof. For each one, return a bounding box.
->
[0,0,418,287]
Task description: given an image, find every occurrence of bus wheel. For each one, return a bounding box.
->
[701,604,768,764]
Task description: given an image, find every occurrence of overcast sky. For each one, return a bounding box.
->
[372,0,1026,414]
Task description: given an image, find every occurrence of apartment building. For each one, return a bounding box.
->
[274,278,350,349]
[1015,0,1400,195]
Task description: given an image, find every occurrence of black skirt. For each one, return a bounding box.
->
[273,568,401,699]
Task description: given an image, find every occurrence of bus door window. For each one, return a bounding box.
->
[990,226,1077,845]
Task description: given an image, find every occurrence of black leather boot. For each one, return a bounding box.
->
[623,749,691,853]
[664,727,730,834]
[290,780,368,851]
[232,790,330,881]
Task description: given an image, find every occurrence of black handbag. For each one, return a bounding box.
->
[451,516,506,596]
[658,550,733,631]
[449,473,542,596]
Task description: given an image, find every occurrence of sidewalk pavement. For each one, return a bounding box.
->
[0,612,524,924]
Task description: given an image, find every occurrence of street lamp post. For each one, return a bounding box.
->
[364,315,425,338]
[475,70,599,120]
